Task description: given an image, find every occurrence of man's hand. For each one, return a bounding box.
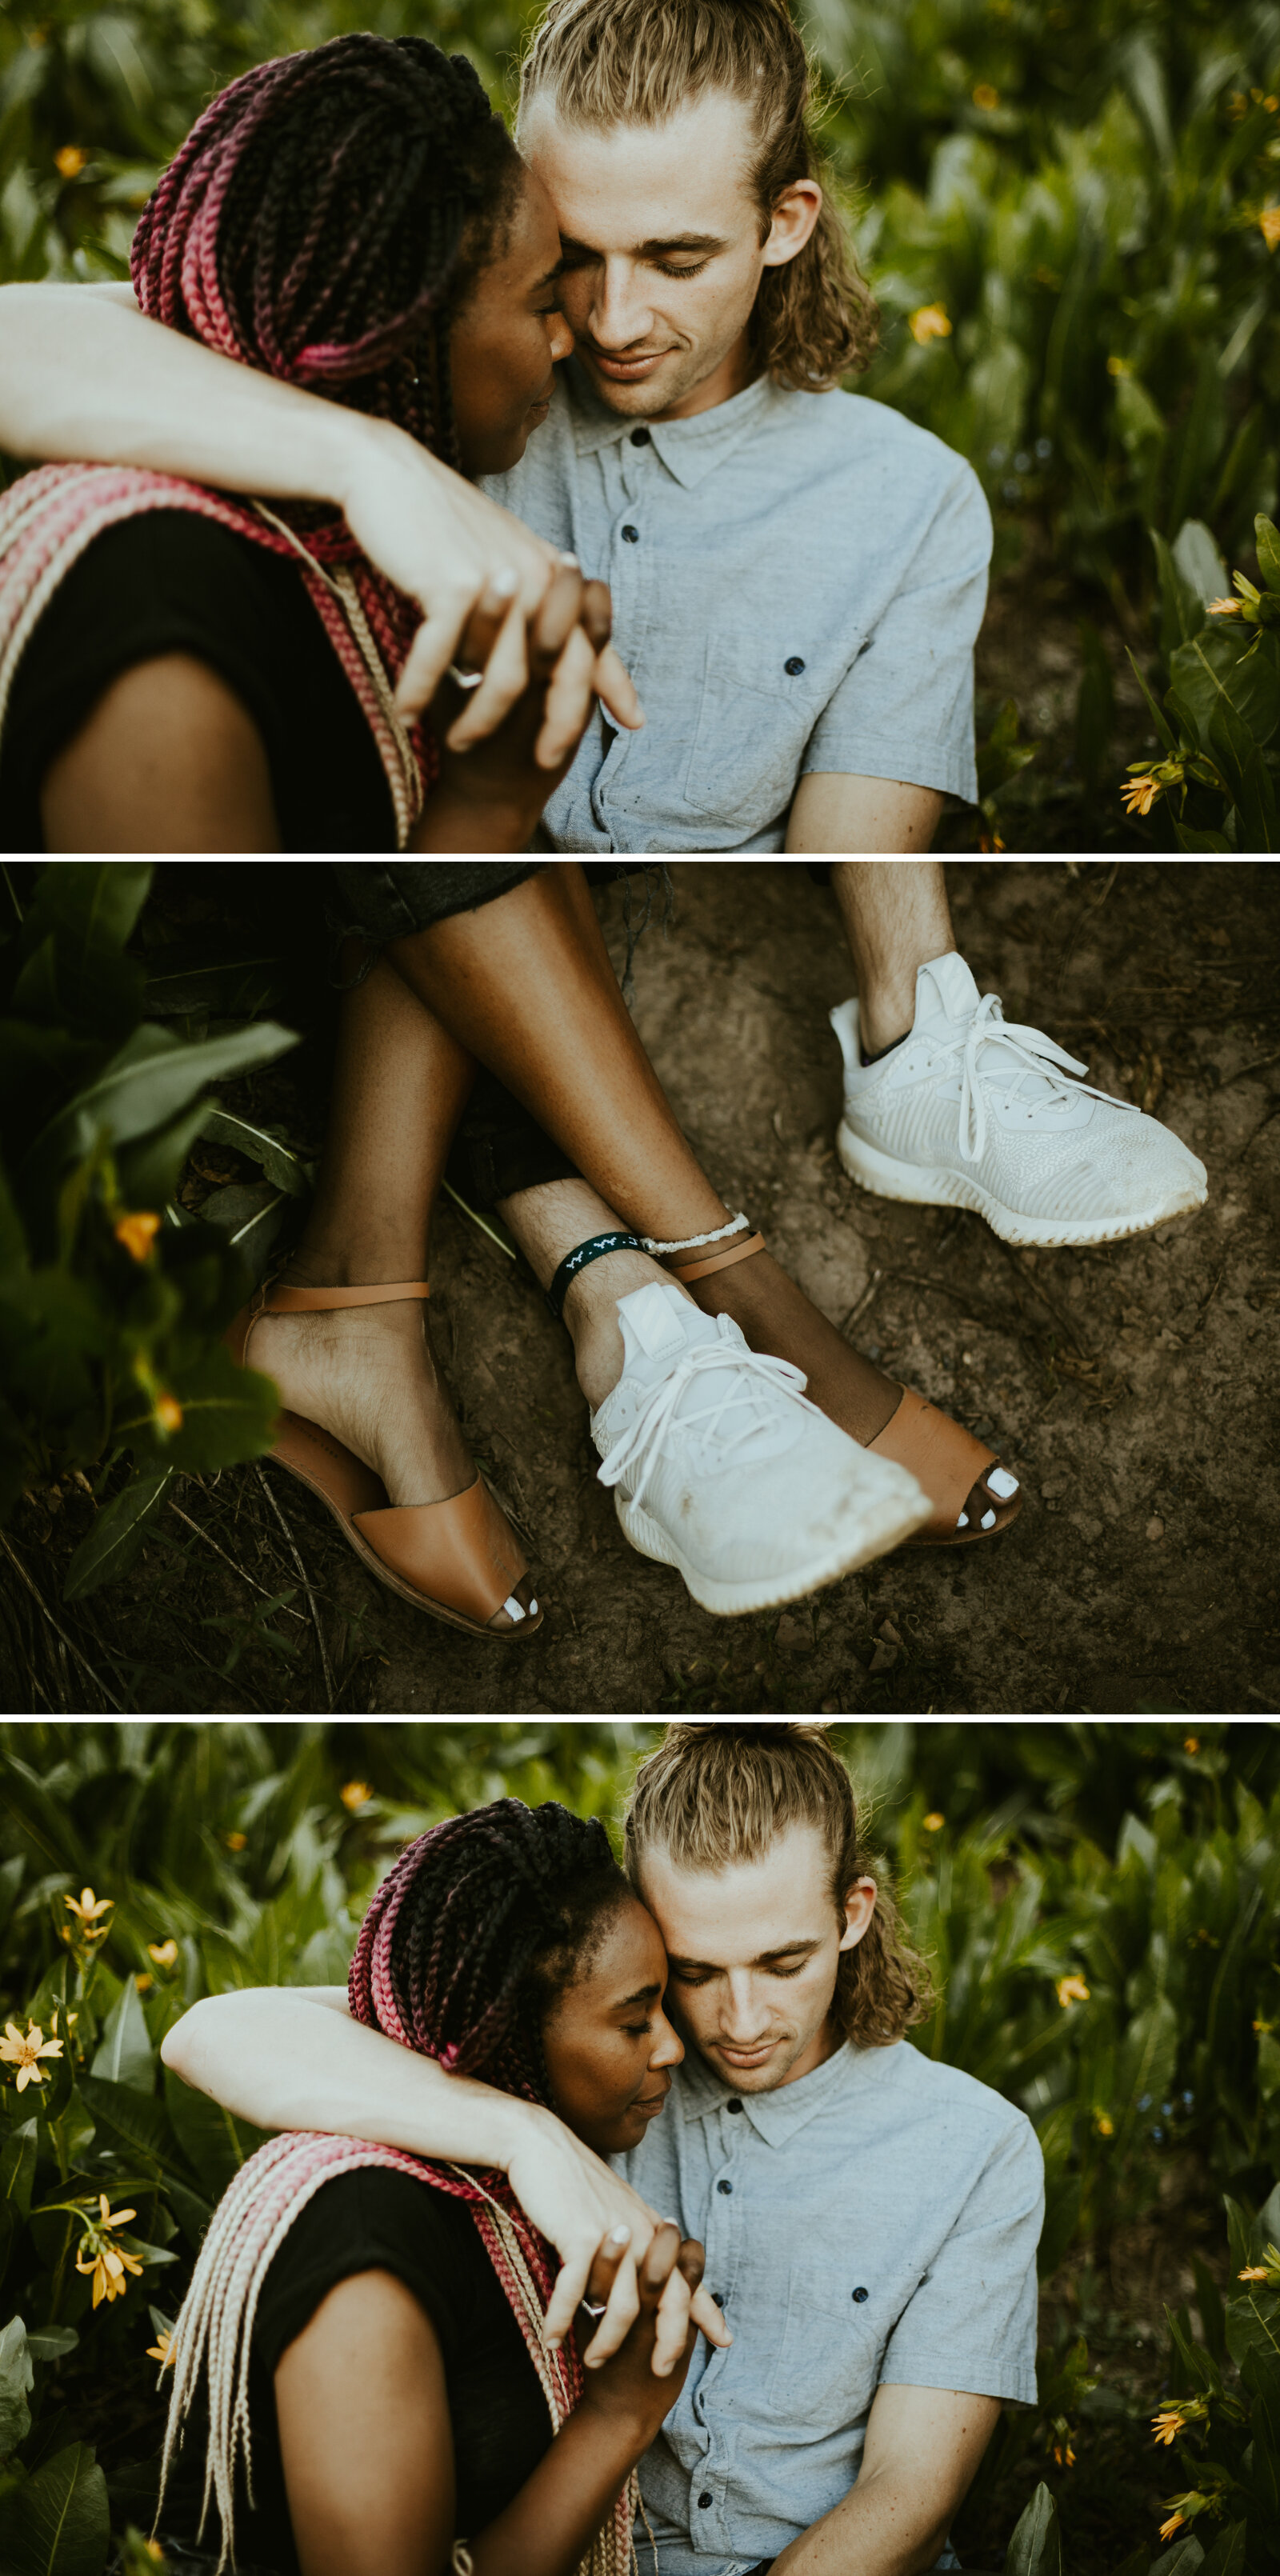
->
[502,2102,730,2374]
[769,2384,1002,2576]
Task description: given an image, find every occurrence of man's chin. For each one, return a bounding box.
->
[704,2041,800,2093]
[578,349,686,415]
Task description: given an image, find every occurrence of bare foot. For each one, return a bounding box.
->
[682,1249,1018,1534]
[250,1290,538,1628]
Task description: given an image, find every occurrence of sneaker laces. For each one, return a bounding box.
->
[597,1332,811,1515]
[928,991,1139,1163]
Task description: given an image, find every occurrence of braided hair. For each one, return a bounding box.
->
[130,34,522,470]
[350,1798,631,2106]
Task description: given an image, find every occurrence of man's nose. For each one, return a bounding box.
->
[590,259,654,350]
[718,1974,768,2038]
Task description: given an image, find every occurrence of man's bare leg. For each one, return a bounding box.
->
[498,1178,698,1409]
[830,862,955,1057]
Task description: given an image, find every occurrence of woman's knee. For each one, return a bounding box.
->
[41,650,279,850]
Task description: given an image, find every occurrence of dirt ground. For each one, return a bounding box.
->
[354,857,1279,1720]
[8,857,1278,1720]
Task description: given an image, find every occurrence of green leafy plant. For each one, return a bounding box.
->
[1122,514,1280,846]
[0,865,295,1599]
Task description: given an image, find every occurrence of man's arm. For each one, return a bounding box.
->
[786,772,944,853]
[769,2384,1002,2576]
[160,1986,728,2365]
[0,283,639,739]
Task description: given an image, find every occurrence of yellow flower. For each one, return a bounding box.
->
[1122,776,1162,817]
[1153,2410,1186,2446]
[910,303,952,345]
[54,143,88,178]
[146,2329,174,2367]
[340,1782,373,1813]
[1260,207,1280,250]
[74,2196,142,2308]
[114,1211,161,1262]
[1183,1736,1200,1753]
[1159,2514,1186,2543]
[1209,597,1243,615]
[972,82,1000,109]
[0,2018,64,2091]
[144,2546,166,2564]
[65,1886,114,1932]
[1095,2113,1114,2137]
[1052,2438,1076,2466]
[1106,354,1130,377]
[922,1812,945,1831]
[224,1831,247,1852]
[1239,2263,1270,2280]
[1057,1975,1090,2006]
[154,1393,183,1434]
[148,1939,179,1968]
[134,1974,153,1994]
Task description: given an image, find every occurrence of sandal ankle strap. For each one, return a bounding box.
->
[665,1232,766,1284]
[254,1279,431,1315]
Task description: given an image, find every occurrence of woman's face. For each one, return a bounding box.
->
[450,166,574,477]
[541,1894,683,2155]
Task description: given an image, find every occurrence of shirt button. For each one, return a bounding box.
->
[726,2099,743,2114]
[622,524,640,542]
[698,2493,714,2510]
[717,2179,733,2194]
[786,656,806,675]
[853,2286,870,2302]
[630,427,651,446]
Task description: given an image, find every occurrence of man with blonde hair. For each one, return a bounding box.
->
[167,1723,1044,2576]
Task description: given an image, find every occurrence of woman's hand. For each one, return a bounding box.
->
[577,2227,706,2442]
[413,560,642,851]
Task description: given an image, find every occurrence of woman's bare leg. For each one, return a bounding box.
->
[248,953,538,1627]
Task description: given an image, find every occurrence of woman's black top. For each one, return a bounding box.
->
[161,2168,553,2576]
[0,510,397,853]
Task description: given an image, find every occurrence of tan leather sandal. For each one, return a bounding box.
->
[664,1232,1022,1550]
[227,1279,542,1638]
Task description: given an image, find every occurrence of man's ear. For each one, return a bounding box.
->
[761,178,823,269]
[838,1876,878,1954]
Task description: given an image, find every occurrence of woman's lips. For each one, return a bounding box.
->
[632,2082,671,2114]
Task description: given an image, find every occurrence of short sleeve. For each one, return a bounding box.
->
[877,2113,1043,2404]
[800,459,992,805]
[254,2168,477,2377]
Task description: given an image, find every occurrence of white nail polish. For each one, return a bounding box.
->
[492,567,518,597]
[980,1508,997,1530]
[956,1512,969,1529]
[988,1467,1019,1500]
[503,1595,526,1622]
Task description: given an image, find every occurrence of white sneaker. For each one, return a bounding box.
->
[591,1284,930,1616]
[831,954,1208,1249]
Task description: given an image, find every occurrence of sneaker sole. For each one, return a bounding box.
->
[836,1120,1207,1249]
[614,1480,930,1617]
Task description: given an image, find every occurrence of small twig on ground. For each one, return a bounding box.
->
[169,1496,306,1619]
[840,1268,884,1338]
[0,1530,124,1714]
[254,1466,335,1710]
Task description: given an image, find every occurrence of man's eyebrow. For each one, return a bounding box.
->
[614,1980,663,2009]
[558,232,729,258]
[668,1938,823,1971]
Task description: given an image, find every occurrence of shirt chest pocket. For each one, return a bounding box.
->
[680,633,836,830]
[766,2271,886,2430]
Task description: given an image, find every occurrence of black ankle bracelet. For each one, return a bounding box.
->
[545,1231,642,1322]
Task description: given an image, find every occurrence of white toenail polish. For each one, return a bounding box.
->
[503,1594,526,1622]
[529,1598,538,1614]
[956,1512,969,1529]
[980,1508,997,1530]
[988,1467,1019,1500]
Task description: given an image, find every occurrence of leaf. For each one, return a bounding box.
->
[62,1470,176,1605]
[0,2440,110,2576]
[1004,2483,1061,2576]
[115,1099,219,1209]
[162,2066,267,2198]
[76,2077,177,2172]
[1148,2542,1206,2576]
[201,1111,313,1197]
[1192,2254,1228,2365]
[1152,530,1205,659]
[89,1978,155,2093]
[22,2330,78,2365]
[1225,2282,1280,2376]
[1170,628,1279,754]
[24,863,151,959]
[1256,517,1280,598]
[1126,649,1180,758]
[1198,2526,1246,2576]
[194,1184,290,1275]
[0,2120,38,2222]
[22,1020,298,1179]
[118,1345,278,1477]
[0,2316,33,2460]
[1172,521,1230,615]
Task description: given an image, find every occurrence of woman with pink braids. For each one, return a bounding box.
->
[156,1797,724,2576]
[0,34,639,853]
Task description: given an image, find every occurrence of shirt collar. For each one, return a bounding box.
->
[676,2037,882,2145]
[561,358,782,490]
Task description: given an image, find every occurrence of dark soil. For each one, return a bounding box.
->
[5,858,1278,1718]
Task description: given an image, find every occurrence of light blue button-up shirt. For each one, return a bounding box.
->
[482,362,991,854]
[618,2038,1042,2576]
